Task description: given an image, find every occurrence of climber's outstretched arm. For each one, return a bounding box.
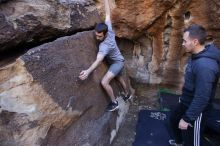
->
[104,0,112,30]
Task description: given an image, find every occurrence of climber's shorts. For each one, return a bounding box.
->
[108,61,124,76]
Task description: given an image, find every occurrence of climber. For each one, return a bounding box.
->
[79,0,131,111]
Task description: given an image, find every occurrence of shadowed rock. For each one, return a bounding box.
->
[0,0,101,53]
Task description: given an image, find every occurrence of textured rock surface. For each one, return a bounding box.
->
[0,0,100,52]
[0,31,131,146]
[101,0,220,86]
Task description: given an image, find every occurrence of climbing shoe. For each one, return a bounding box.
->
[106,101,119,112]
[122,93,132,101]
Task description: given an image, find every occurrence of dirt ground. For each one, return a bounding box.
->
[111,83,180,146]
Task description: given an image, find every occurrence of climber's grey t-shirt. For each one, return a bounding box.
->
[98,20,124,63]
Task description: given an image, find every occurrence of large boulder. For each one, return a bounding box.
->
[0,0,101,52]
[0,31,131,146]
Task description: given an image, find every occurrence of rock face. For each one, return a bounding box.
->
[96,0,220,87]
[0,31,131,146]
[0,0,100,52]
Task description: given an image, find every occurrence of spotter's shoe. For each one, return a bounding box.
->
[169,140,183,146]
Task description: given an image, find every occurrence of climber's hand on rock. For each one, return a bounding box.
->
[79,70,89,80]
